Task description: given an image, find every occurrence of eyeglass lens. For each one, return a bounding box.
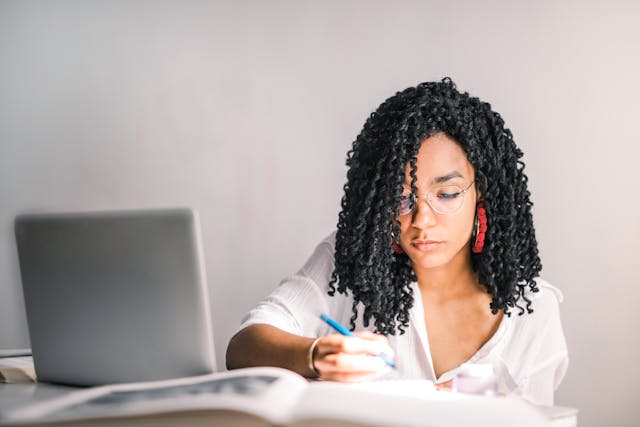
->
[397,185,466,215]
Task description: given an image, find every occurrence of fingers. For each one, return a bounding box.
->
[312,333,395,382]
[353,331,394,357]
[316,333,393,358]
[315,353,391,382]
[435,380,453,391]
[317,352,389,372]
[318,366,391,382]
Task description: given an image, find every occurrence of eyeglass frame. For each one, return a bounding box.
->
[397,180,476,216]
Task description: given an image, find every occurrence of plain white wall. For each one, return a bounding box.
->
[1,1,638,425]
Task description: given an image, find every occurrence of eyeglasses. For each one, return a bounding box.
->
[397,180,475,216]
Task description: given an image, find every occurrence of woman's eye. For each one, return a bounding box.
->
[437,191,460,200]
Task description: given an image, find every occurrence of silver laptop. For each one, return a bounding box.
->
[14,208,216,386]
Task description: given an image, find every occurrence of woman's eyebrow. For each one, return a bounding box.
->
[432,171,464,184]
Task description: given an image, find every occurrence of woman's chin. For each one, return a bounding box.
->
[407,250,450,270]
[406,242,472,271]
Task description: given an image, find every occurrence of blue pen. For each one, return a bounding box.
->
[320,313,396,368]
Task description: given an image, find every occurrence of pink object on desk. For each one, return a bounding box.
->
[452,363,498,396]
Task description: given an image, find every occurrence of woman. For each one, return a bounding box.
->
[226,78,568,405]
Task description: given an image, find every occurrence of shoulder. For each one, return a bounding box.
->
[505,277,565,339]
[319,230,337,252]
[296,231,336,283]
[523,277,564,317]
[238,231,345,337]
[498,277,568,377]
[529,277,564,303]
[500,278,569,401]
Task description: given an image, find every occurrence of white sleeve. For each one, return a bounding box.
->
[516,284,569,406]
[237,235,339,338]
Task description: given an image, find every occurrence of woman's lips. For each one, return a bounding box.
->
[411,240,443,252]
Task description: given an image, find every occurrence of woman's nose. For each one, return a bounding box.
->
[411,198,437,229]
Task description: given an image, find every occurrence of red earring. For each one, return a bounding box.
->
[472,202,487,254]
[392,239,404,254]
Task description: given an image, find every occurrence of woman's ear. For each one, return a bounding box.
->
[475,183,483,202]
[473,174,486,202]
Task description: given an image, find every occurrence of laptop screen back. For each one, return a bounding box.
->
[14,208,216,386]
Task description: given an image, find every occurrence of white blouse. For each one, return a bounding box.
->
[238,232,569,406]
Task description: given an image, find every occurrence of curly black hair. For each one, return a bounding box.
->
[327,77,541,335]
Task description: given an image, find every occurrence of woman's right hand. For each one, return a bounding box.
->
[311,331,395,382]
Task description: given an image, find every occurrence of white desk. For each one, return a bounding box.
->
[0,381,577,427]
[0,356,577,427]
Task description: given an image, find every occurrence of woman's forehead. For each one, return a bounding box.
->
[403,134,474,184]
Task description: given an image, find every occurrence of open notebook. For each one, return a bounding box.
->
[1,366,560,427]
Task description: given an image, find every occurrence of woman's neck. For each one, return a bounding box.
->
[413,248,482,301]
